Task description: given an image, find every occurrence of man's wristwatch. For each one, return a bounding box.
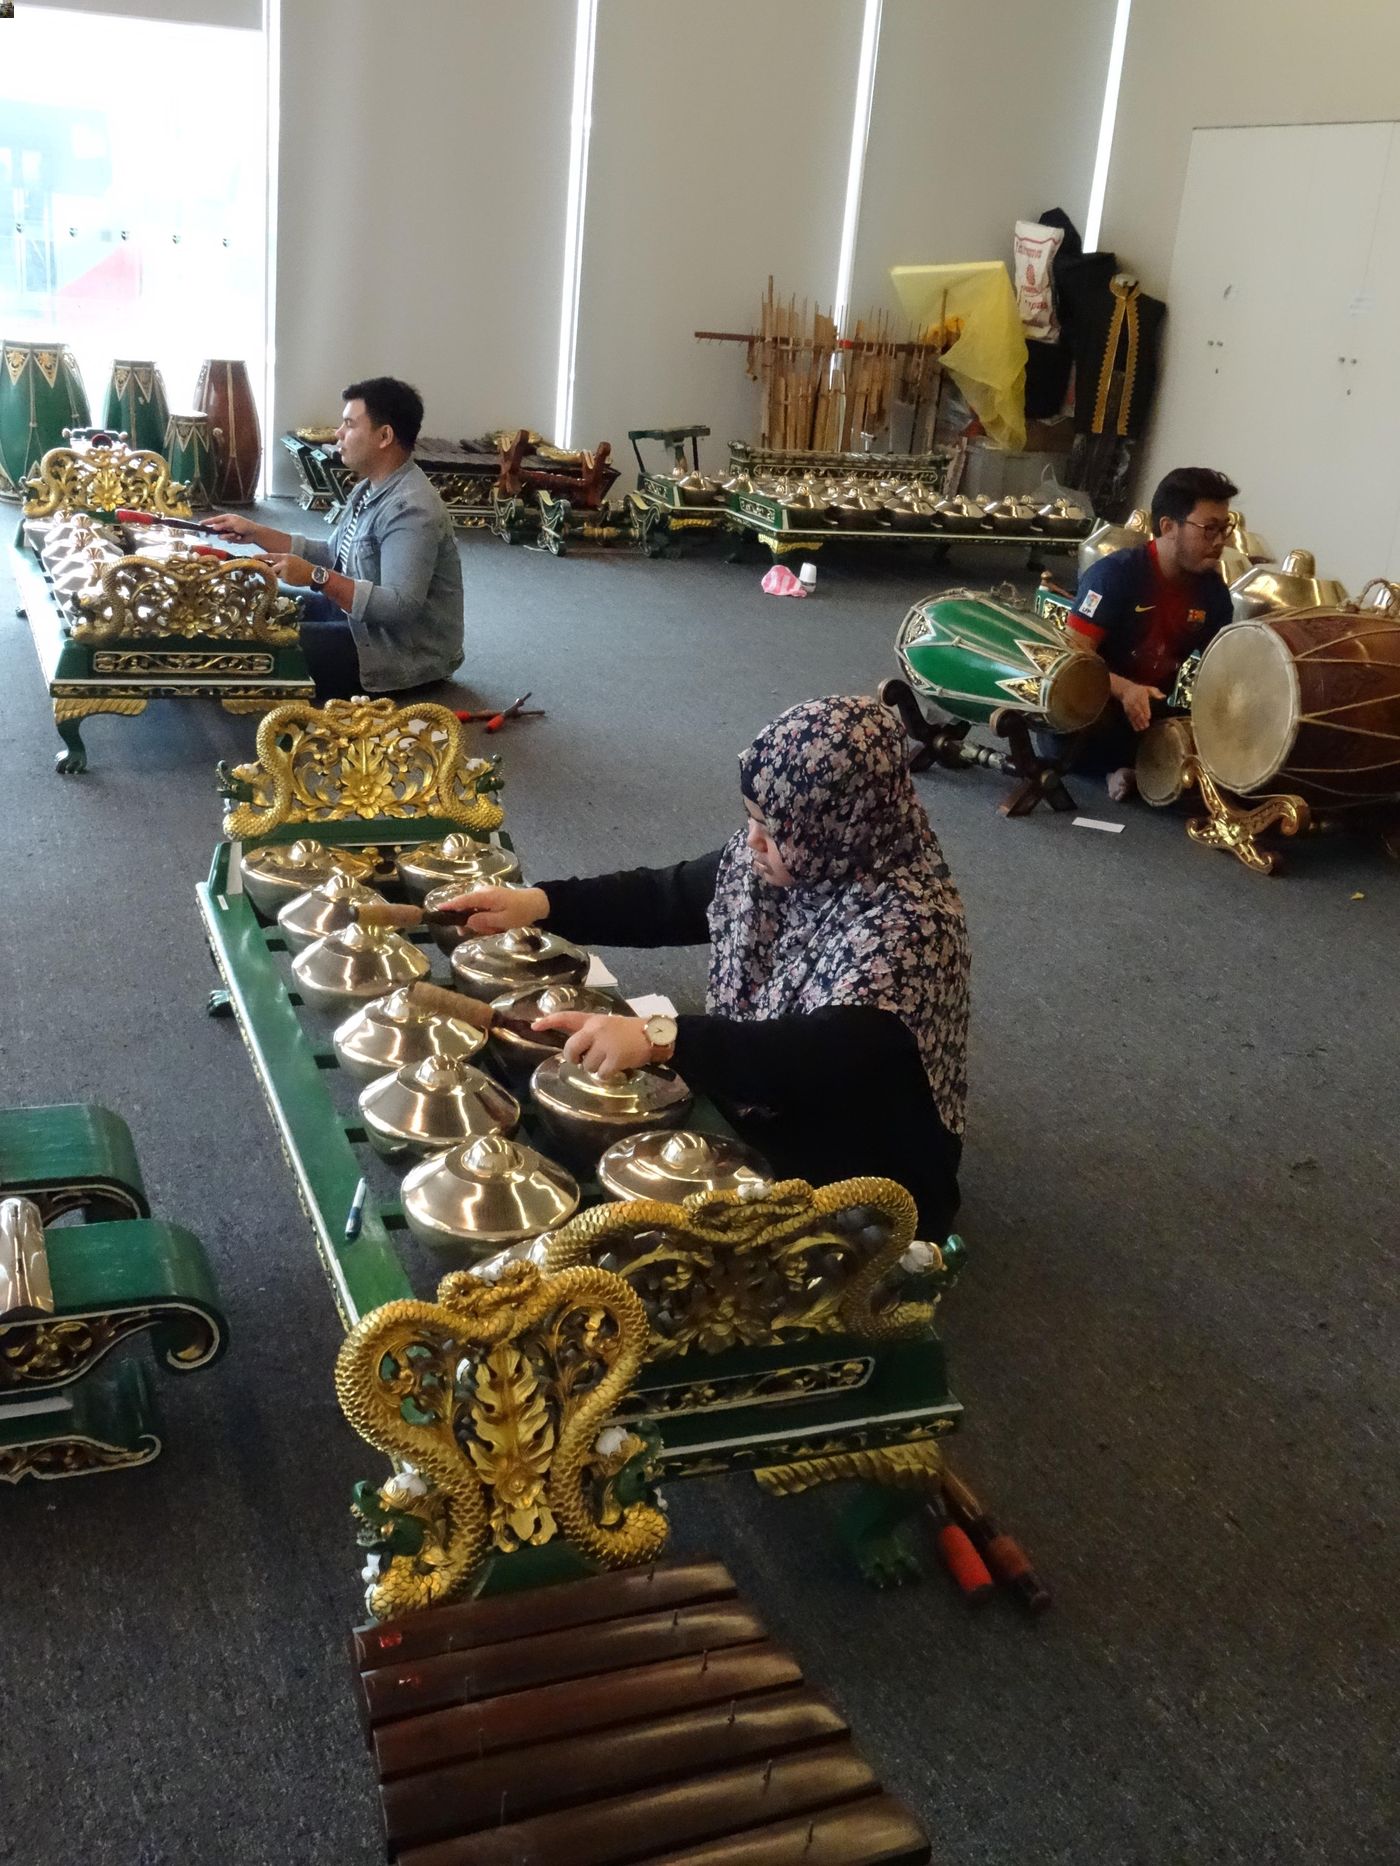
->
[643,1014,678,1063]
[310,564,330,589]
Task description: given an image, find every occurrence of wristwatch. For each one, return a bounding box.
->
[643,1014,678,1062]
[310,564,330,589]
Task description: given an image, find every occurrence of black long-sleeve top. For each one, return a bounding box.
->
[537,852,962,1239]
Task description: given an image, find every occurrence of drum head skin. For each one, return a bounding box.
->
[1135,717,1195,806]
[1043,650,1110,734]
[1192,622,1299,793]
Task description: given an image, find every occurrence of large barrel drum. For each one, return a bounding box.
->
[1191,609,1400,806]
[0,340,90,497]
[103,360,170,456]
[896,587,1109,733]
[194,357,261,503]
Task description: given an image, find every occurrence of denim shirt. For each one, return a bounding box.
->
[291,459,463,691]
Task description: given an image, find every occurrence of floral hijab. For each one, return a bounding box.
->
[706,695,970,1136]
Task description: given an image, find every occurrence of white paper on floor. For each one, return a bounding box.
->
[1073,817,1125,834]
[627,993,678,1019]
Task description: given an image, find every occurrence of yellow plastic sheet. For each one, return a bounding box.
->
[890,260,1027,452]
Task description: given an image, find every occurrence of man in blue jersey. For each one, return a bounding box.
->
[1064,465,1237,800]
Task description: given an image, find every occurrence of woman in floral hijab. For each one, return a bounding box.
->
[444,696,971,1237]
[708,694,968,1142]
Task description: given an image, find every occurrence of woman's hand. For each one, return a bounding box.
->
[532,1011,656,1079]
[432,885,548,934]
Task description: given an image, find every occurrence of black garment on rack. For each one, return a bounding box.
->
[1057,252,1166,439]
[1023,206,1083,421]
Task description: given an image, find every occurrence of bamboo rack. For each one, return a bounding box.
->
[695,279,963,453]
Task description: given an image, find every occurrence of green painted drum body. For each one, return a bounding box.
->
[164,411,221,509]
[0,341,90,498]
[896,588,1110,733]
[103,360,170,456]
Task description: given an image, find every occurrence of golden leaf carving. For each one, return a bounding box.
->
[465,1340,557,1551]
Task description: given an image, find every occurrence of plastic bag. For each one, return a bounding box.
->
[1014,220,1064,340]
[1035,462,1094,521]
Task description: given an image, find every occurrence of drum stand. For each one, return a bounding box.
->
[881,678,1080,816]
[1172,755,1311,876]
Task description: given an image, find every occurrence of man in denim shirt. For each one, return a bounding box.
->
[207,377,463,698]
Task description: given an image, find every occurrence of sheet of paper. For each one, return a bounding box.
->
[626,993,678,1020]
[1073,817,1124,834]
[585,953,618,987]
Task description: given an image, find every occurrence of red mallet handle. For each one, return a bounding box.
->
[983,1533,1054,1615]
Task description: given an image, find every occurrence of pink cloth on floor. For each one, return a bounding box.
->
[761,564,808,597]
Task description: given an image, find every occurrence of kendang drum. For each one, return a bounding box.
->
[194,358,261,503]
[0,340,90,497]
[1190,604,1400,807]
[103,361,170,456]
[163,412,221,509]
[895,587,1109,733]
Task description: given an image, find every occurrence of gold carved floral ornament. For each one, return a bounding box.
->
[336,1262,667,1618]
[543,1175,946,1358]
[23,439,193,521]
[221,696,505,839]
[73,555,295,647]
[0,1301,223,1390]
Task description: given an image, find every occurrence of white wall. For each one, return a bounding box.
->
[1143,121,1400,589]
[849,0,1115,319]
[1101,0,1400,296]
[270,0,574,482]
[568,0,864,462]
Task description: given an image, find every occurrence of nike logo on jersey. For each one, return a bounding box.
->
[1134,603,1154,613]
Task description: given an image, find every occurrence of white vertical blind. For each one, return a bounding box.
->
[271,0,574,464]
[569,0,864,457]
[22,1,261,28]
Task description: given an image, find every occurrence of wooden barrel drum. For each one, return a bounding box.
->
[194,357,261,503]
[1190,609,1400,807]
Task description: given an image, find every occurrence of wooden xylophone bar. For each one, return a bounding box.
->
[355,1559,931,1865]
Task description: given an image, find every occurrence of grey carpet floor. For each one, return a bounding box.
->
[0,512,1394,1866]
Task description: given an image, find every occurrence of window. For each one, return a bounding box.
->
[0,6,267,429]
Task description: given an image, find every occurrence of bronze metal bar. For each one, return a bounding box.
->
[354,1560,738,1673]
[394,1744,878,1866]
[360,1601,768,1728]
[381,1687,846,1851]
[631,1793,932,1865]
[375,1641,803,1784]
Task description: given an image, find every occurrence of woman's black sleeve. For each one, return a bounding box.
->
[537,851,723,949]
[672,1002,925,1107]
